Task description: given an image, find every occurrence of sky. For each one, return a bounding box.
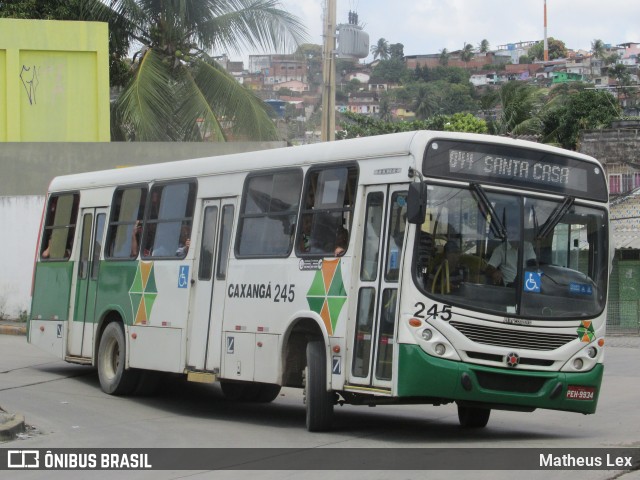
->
[239,0,640,62]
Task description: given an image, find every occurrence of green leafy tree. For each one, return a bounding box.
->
[444,113,488,134]
[370,38,390,61]
[389,43,404,60]
[479,39,490,54]
[92,0,307,142]
[541,90,621,149]
[528,37,568,61]
[371,57,408,83]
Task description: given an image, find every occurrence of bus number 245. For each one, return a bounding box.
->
[414,302,452,321]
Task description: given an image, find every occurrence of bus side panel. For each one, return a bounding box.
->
[30,262,74,322]
[94,261,140,327]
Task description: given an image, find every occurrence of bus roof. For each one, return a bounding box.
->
[47,131,602,193]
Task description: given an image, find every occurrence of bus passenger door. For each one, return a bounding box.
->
[187,198,236,372]
[349,186,407,390]
[68,208,106,359]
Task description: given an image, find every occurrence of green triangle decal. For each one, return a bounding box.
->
[130,267,143,293]
[307,296,326,315]
[307,271,327,296]
[328,263,346,297]
[145,265,157,294]
[144,292,157,318]
[327,297,347,331]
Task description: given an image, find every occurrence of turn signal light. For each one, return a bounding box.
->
[408,318,422,327]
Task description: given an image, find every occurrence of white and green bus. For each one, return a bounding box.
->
[29,131,609,431]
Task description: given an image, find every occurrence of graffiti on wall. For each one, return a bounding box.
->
[20,65,39,105]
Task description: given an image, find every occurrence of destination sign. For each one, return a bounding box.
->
[423,140,608,202]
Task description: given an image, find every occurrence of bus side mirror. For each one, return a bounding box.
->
[407,182,427,224]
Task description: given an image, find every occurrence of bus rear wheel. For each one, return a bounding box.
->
[97,322,139,395]
[457,404,491,428]
[304,341,334,432]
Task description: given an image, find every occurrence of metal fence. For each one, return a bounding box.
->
[607,300,640,335]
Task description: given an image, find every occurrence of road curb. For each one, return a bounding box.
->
[0,324,26,336]
[0,413,26,441]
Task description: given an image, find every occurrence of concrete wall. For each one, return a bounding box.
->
[0,141,286,318]
[0,141,286,195]
[0,195,43,318]
[579,128,640,165]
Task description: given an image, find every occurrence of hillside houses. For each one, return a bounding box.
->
[216,41,639,142]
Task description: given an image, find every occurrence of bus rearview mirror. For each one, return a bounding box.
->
[407,182,427,224]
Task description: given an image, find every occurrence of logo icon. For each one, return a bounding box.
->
[8,450,39,469]
[506,352,520,367]
[178,265,189,288]
[577,320,596,342]
[129,261,158,325]
[306,259,347,336]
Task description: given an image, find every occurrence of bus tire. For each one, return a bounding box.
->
[253,383,282,403]
[457,404,491,428]
[304,341,334,432]
[97,322,138,396]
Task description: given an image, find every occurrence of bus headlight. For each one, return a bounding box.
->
[586,346,598,358]
[421,329,433,341]
[561,341,602,372]
[573,358,584,370]
[435,343,446,356]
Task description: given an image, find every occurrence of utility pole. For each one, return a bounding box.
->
[543,0,549,62]
[321,0,337,142]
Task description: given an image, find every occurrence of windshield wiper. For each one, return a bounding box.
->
[536,196,575,240]
[470,183,507,240]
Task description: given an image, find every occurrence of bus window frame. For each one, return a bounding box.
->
[140,179,198,261]
[40,191,80,262]
[296,162,359,258]
[105,183,149,261]
[235,167,303,259]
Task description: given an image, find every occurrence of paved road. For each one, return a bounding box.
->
[0,334,639,480]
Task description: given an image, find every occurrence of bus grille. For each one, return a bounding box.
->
[450,321,576,351]
[473,370,548,394]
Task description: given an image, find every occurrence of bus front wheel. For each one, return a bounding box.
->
[457,404,491,428]
[97,322,139,395]
[304,341,334,432]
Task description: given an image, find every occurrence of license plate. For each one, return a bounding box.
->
[566,385,596,400]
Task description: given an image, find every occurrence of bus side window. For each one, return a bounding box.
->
[107,187,147,259]
[143,182,197,259]
[297,165,358,257]
[236,169,302,257]
[41,193,80,261]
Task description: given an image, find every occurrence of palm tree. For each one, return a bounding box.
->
[493,81,546,136]
[370,38,390,61]
[93,0,307,141]
[479,39,490,54]
[439,48,449,66]
[460,43,474,67]
[413,85,437,120]
[590,39,605,77]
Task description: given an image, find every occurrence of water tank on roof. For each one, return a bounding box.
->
[337,24,369,59]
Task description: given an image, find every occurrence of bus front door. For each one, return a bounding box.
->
[68,208,106,359]
[348,186,407,391]
[187,198,236,372]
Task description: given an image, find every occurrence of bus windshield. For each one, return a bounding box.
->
[414,183,608,319]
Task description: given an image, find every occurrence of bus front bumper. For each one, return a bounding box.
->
[397,344,603,414]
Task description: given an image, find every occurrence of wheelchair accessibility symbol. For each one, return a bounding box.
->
[523,271,541,293]
[178,265,189,288]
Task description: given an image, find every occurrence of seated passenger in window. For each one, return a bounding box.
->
[176,224,191,256]
[334,227,349,257]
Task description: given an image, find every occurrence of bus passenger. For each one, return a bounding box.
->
[334,227,348,257]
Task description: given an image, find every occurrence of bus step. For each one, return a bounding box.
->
[186,371,217,384]
[64,355,92,365]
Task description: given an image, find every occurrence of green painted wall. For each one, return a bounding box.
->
[0,18,109,141]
